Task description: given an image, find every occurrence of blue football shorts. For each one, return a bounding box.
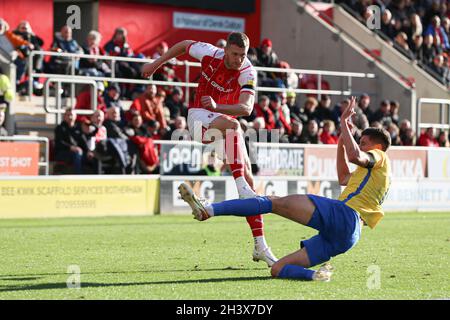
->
[301,194,362,267]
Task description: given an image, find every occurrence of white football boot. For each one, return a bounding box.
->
[252,247,278,267]
[178,183,210,221]
[312,263,334,282]
[237,185,278,268]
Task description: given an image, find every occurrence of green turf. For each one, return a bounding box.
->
[0,212,449,300]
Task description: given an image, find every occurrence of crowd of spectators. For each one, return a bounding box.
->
[338,0,450,86]
[1,17,449,175]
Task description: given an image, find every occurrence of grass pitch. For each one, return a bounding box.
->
[0,212,449,300]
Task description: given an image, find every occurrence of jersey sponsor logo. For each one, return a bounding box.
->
[201,71,234,93]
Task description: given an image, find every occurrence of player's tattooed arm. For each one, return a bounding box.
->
[142,40,194,78]
[202,92,255,117]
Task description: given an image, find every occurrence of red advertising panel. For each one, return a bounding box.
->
[0,142,40,176]
[386,149,427,178]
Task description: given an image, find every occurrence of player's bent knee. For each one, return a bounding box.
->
[270,261,284,278]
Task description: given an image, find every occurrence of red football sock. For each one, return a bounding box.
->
[225,129,245,179]
[246,215,264,237]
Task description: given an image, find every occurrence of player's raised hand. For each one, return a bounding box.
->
[341,96,357,125]
[141,62,159,78]
[200,96,217,110]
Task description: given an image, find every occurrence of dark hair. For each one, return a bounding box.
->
[362,127,391,151]
[226,32,249,48]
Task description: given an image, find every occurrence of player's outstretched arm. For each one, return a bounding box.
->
[141,40,194,78]
[340,96,370,167]
[336,137,351,186]
[201,92,254,117]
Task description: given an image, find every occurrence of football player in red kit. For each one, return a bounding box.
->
[142,32,277,266]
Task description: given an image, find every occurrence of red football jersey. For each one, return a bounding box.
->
[187,41,257,109]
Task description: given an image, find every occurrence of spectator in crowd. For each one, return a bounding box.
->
[387,122,402,146]
[165,87,187,120]
[254,95,275,130]
[104,106,128,140]
[315,94,334,123]
[302,97,319,124]
[12,21,44,93]
[279,92,291,124]
[54,108,85,174]
[256,38,280,87]
[147,119,161,140]
[320,120,338,144]
[128,84,167,130]
[357,93,374,121]
[438,130,450,147]
[285,91,298,111]
[277,61,298,89]
[301,119,321,144]
[168,116,190,141]
[91,109,107,144]
[47,25,83,75]
[0,68,13,108]
[269,95,291,134]
[288,120,306,144]
[104,27,135,76]
[411,34,424,61]
[424,15,450,51]
[421,33,439,66]
[104,27,144,97]
[151,41,178,82]
[407,13,424,46]
[125,113,160,174]
[197,151,224,176]
[103,83,127,127]
[370,121,384,130]
[418,127,439,146]
[0,104,8,136]
[75,82,107,123]
[79,30,111,77]
[0,19,34,85]
[351,108,369,136]
[399,119,411,138]
[76,118,99,173]
[103,106,137,174]
[430,53,450,84]
[370,99,393,126]
[390,100,400,125]
[252,117,268,143]
[442,17,450,41]
[394,32,414,59]
[331,98,350,127]
[401,127,417,146]
[380,9,396,40]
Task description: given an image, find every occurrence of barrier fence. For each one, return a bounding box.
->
[1,141,450,217]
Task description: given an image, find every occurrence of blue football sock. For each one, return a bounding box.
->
[211,196,272,217]
[278,264,315,281]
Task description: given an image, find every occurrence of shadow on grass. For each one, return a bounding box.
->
[0,266,267,280]
[0,276,273,292]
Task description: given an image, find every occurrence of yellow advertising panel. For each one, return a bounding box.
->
[0,177,160,219]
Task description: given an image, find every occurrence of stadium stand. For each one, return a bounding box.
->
[1,5,450,175]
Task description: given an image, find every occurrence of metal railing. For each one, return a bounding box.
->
[43,77,98,125]
[28,50,376,106]
[0,135,49,175]
[416,98,450,133]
